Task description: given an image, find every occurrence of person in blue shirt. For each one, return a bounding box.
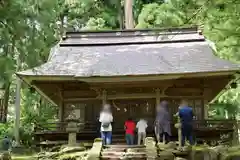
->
[178,100,194,146]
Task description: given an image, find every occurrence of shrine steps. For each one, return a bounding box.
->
[101,145,147,160]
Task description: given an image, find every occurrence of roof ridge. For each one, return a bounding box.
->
[59,38,205,47]
[64,26,199,39]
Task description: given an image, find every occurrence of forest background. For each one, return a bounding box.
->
[0,0,239,145]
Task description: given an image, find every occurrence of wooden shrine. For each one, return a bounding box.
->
[16,27,240,145]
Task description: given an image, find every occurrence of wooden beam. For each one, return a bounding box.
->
[210,77,236,104]
[64,93,204,102]
[63,90,97,98]
[61,87,205,99]
[31,75,231,91]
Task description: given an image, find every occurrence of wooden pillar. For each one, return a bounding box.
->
[14,77,21,146]
[204,101,209,119]
[155,88,161,143]
[155,88,160,106]
[58,90,64,130]
[203,88,210,119]
[59,102,64,122]
[102,90,107,106]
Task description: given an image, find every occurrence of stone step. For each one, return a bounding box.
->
[125,152,146,156]
[126,148,146,152]
[102,148,146,153]
[103,148,126,152]
[101,151,125,157]
[104,145,145,148]
[101,155,146,160]
[101,144,147,159]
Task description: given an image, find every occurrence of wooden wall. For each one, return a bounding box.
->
[63,98,204,130]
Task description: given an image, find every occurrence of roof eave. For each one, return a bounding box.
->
[16,73,58,106]
[16,70,239,83]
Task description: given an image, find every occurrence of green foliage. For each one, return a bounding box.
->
[136,0,240,119]
[0,0,62,144]
[209,102,239,119]
[0,122,14,139]
[82,18,107,30]
[136,3,186,28]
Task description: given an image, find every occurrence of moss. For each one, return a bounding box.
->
[12,155,36,160]
[221,149,240,160]
[192,145,209,151]
[59,151,88,160]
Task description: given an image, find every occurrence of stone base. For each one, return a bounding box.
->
[68,133,77,146]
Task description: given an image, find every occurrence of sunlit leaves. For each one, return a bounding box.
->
[82,18,107,30]
[136,3,185,28]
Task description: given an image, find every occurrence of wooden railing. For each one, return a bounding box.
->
[193,119,235,130]
[34,119,236,133]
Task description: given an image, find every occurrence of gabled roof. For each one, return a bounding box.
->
[17,27,240,77]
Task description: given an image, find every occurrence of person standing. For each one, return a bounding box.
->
[124,118,136,145]
[155,101,171,143]
[136,118,148,145]
[178,99,194,146]
[2,136,12,152]
[99,104,113,145]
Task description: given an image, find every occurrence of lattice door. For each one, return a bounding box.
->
[110,99,155,130]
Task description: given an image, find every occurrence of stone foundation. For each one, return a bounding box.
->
[68,133,77,146]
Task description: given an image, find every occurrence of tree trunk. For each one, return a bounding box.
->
[124,0,134,29]
[2,82,10,122]
[14,77,21,146]
[118,1,124,29]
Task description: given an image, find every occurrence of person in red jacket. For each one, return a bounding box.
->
[124,118,136,145]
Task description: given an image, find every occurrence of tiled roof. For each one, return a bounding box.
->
[17,27,239,77]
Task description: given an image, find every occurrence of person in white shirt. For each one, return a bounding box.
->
[99,104,113,145]
[136,118,148,145]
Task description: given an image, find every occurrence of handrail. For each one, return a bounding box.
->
[34,119,236,132]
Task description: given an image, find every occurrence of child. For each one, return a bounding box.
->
[136,118,148,145]
[124,118,136,145]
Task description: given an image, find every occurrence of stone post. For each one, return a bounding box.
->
[232,120,240,145]
[145,137,158,159]
[66,114,78,146]
[175,117,182,148]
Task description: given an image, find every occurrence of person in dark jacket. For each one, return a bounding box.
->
[155,101,171,143]
[2,136,11,151]
[178,100,194,146]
